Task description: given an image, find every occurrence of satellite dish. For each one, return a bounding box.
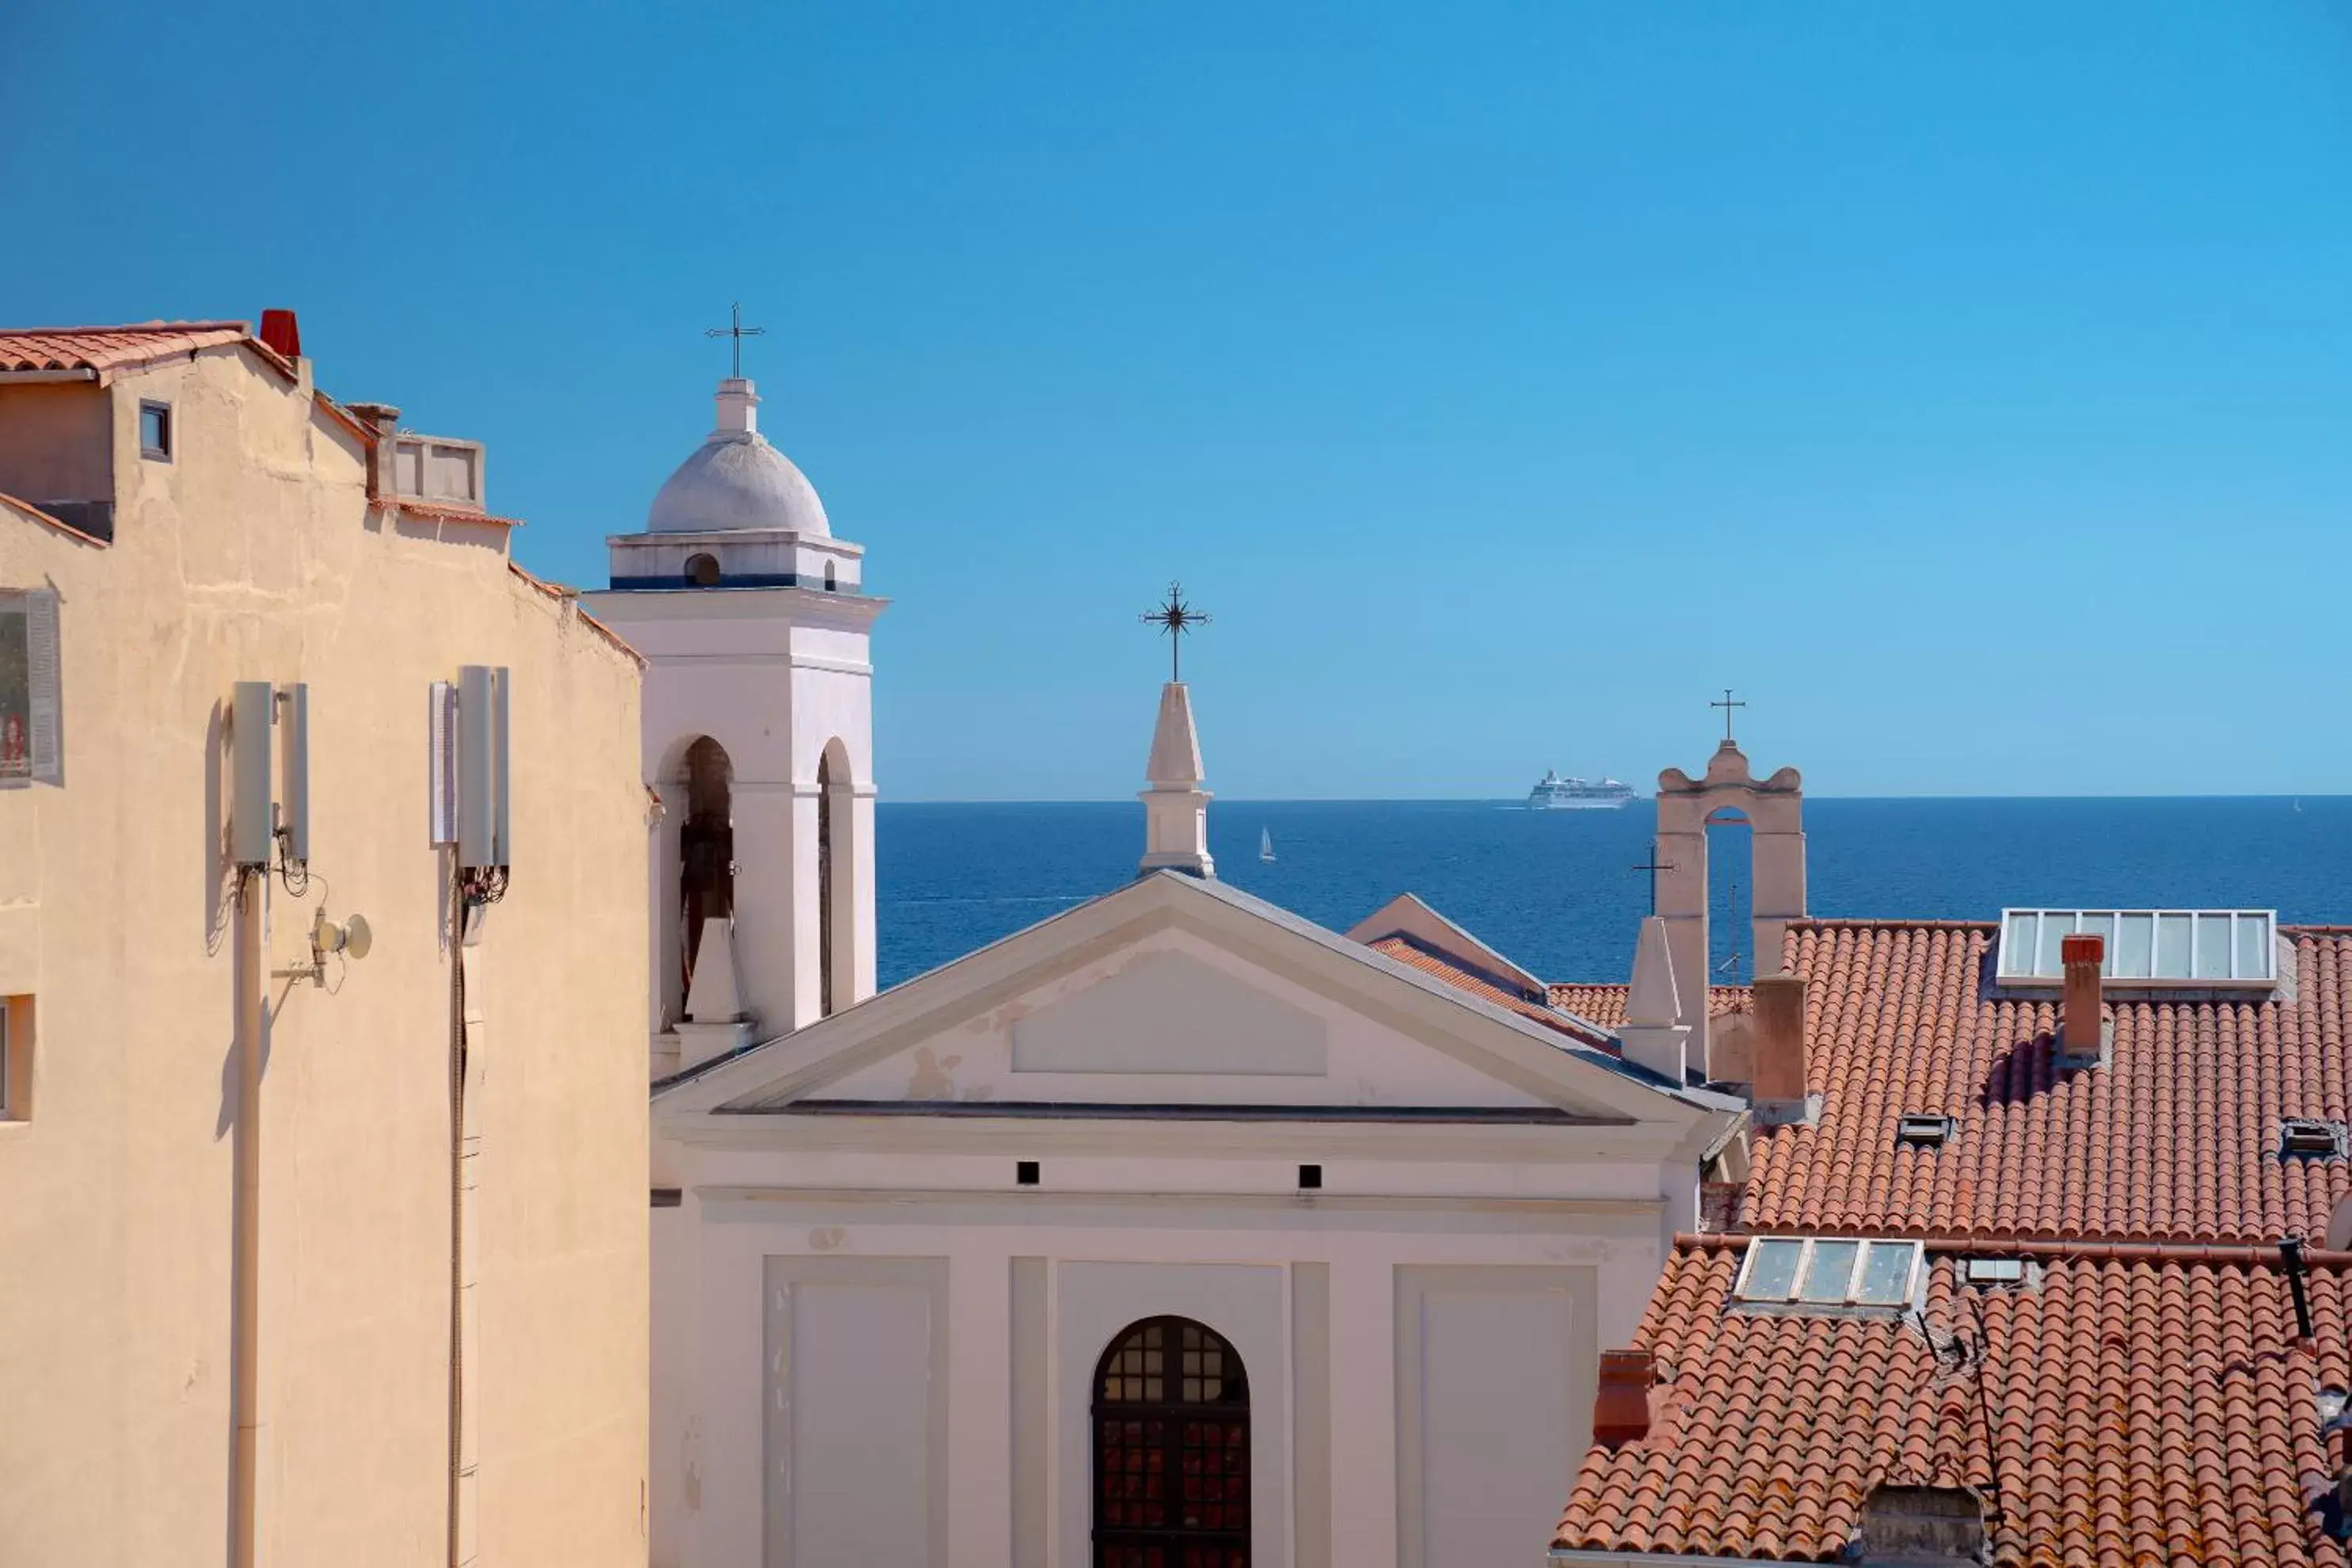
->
[315,911,373,961]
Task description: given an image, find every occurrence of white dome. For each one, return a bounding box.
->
[645,379,831,537]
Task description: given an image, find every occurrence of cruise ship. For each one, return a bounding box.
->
[1527,771,1638,810]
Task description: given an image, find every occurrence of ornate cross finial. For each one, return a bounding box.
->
[704,302,767,379]
[1631,848,1676,916]
[1711,687,1747,743]
[1140,581,1210,683]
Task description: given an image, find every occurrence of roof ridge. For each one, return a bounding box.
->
[1791,916,1998,931]
[1676,1230,2352,1266]
[0,319,249,337]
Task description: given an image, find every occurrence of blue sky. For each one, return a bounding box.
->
[9,3,2351,799]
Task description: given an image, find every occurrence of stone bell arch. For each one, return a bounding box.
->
[1652,732,1804,1081]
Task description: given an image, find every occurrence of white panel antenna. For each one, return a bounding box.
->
[429,681,457,846]
[231,681,274,869]
[279,683,310,866]
[458,665,495,869]
[490,666,512,868]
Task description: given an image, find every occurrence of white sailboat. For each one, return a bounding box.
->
[1259,827,1275,862]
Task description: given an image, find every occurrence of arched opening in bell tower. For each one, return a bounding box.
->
[816,738,855,1017]
[679,736,735,1003]
[1706,807,1755,984]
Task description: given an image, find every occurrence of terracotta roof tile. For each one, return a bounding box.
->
[0,321,252,375]
[1548,983,1752,1029]
[381,497,525,529]
[1365,934,1612,1047]
[1556,1243,2352,1566]
[1741,923,2352,1246]
[1555,914,2352,1565]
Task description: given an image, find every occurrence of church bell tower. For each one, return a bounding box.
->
[583,348,885,1074]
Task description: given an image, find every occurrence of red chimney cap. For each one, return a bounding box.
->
[2061,933,2104,966]
[1593,1347,1658,1449]
[259,309,301,361]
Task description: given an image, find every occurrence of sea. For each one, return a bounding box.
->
[875,797,2352,991]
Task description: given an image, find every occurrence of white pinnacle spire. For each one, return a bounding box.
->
[1617,915,1692,1084]
[1138,682,1213,878]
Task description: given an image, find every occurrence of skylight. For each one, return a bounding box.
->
[1733,1237,1923,1312]
[1895,1113,1954,1150]
[2280,1119,2347,1160]
[1996,908,2277,988]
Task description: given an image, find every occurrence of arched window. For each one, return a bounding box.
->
[684,552,721,587]
[1091,1316,1249,1568]
[679,736,733,1007]
[816,738,856,1018]
[816,748,835,1017]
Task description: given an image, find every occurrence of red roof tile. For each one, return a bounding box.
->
[0,321,253,375]
[381,497,525,529]
[1549,983,1752,1029]
[1557,1241,2352,1566]
[1366,934,1612,1047]
[1745,923,2352,1246]
[1555,915,2352,1564]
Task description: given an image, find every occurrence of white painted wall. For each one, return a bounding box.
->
[655,1184,1654,1568]
[1397,1267,1594,1568]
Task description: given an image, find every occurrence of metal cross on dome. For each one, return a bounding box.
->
[1711,687,1747,743]
[704,302,766,379]
[1140,581,1210,682]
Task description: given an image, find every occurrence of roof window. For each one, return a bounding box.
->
[1963,1258,2027,1286]
[1997,908,2276,988]
[2279,1118,2347,1160]
[1895,1113,1954,1150]
[1733,1237,1923,1314]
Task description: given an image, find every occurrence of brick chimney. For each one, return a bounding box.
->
[341,402,402,500]
[1750,970,1817,1127]
[2060,932,2109,1070]
[258,308,302,362]
[1593,1348,1656,1448]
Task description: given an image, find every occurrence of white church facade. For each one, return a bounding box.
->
[595,369,1749,1568]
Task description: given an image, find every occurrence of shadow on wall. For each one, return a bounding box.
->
[204,698,231,955]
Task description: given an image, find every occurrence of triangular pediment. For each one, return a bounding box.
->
[655,873,1724,1140]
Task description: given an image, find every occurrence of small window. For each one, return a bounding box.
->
[1895,1113,1954,1150]
[1735,1237,1921,1311]
[1016,1159,1040,1186]
[1298,1163,1323,1190]
[684,553,721,588]
[2280,1119,2346,1160]
[1963,1258,2026,1285]
[139,400,172,460]
[823,561,837,592]
[649,1187,682,1208]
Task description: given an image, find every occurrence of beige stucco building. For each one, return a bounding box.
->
[0,318,649,1567]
